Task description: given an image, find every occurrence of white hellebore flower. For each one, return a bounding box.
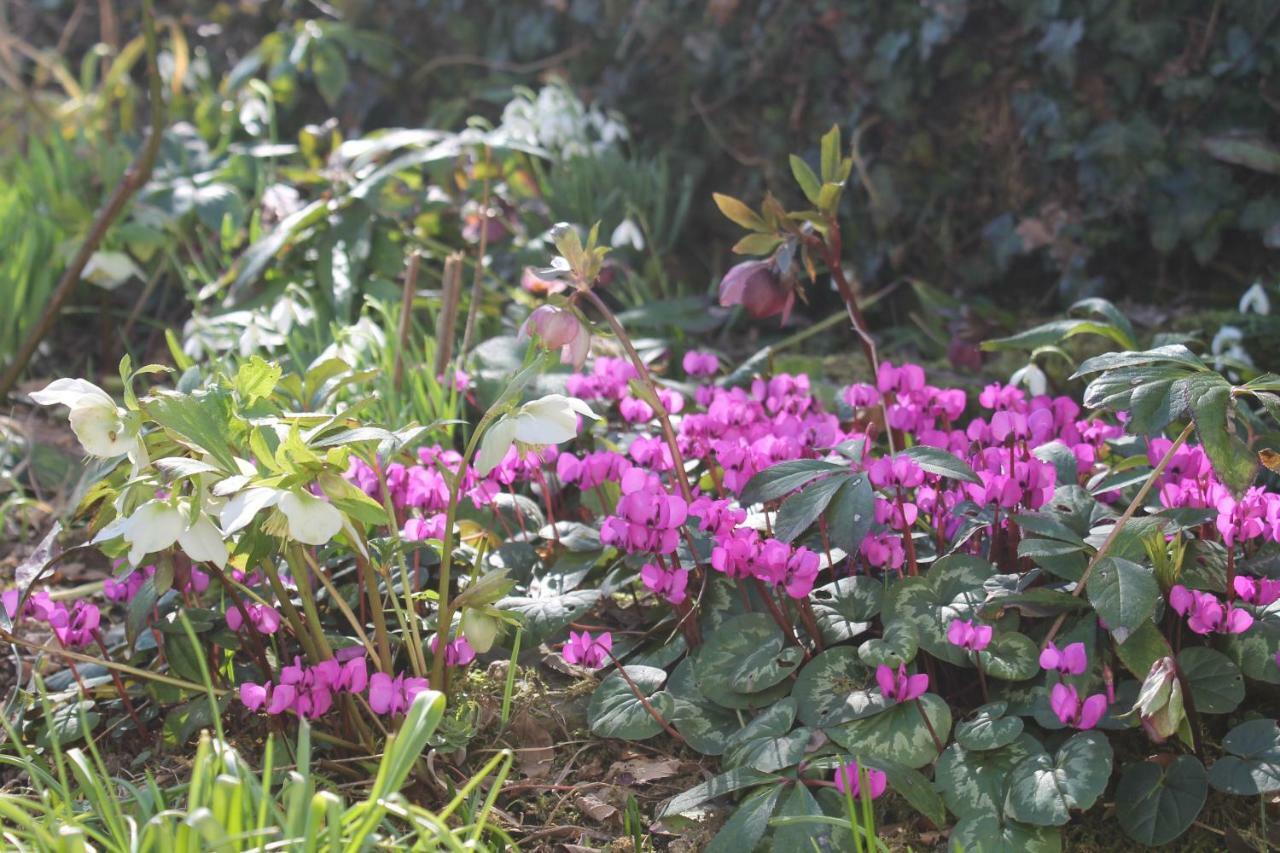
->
[477,394,599,476]
[1240,282,1271,316]
[95,499,229,568]
[1010,363,1048,397]
[30,379,140,458]
[220,487,344,546]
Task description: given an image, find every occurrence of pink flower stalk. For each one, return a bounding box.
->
[1050,683,1107,730]
[683,350,720,377]
[1039,642,1087,675]
[1233,576,1280,607]
[640,563,689,605]
[833,761,888,799]
[50,601,99,647]
[226,602,283,635]
[429,634,477,667]
[562,630,612,669]
[1169,585,1253,635]
[368,671,431,716]
[875,664,929,703]
[946,619,993,652]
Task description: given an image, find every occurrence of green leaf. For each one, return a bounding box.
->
[977,632,1040,681]
[819,125,841,184]
[809,576,882,644]
[827,693,952,769]
[1115,620,1173,680]
[1223,619,1280,685]
[731,232,783,255]
[1207,718,1280,795]
[901,445,982,485]
[739,460,847,505]
[936,735,1043,818]
[881,555,994,665]
[37,701,101,748]
[983,318,1134,353]
[1004,731,1113,826]
[1177,646,1243,714]
[858,621,919,668]
[667,659,741,756]
[1189,379,1258,494]
[1070,298,1138,350]
[1087,556,1159,642]
[772,781,829,850]
[789,155,822,205]
[587,665,674,741]
[1116,756,1206,846]
[143,388,238,473]
[955,702,1024,751]
[1202,134,1280,175]
[693,613,801,709]
[497,589,600,646]
[713,193,767,232]
[793,646,874,727]
[950,814,1062,853]
[723,699,810,773]
[659,767,778,817]
[826,472,875,556]
[706,785,783,853]
[773,474,846,544]
[310,40,349,106]
[862,756,948,828]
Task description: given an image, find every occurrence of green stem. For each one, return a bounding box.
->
[263,560,319,662]
[285,546,334,661]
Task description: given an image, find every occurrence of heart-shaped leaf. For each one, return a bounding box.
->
[955,702,1025,751]
[693,613,799,709]
[882,555,994,665]
[1116,756,1207,845]
[858,622,918,668]
[667,659,741,756]
[723,699,811,773]
[1004,731,1113,826]
[659,766,778,817]
[1207,718,1280,795]
[792,647,873,727]
[977,632,1040,681]
[950,814,1062,853]
[588,665,674,741]
[827,693,952,769]
[1177,646,1243,714]
[936,735,1044,818]
[809,576,882,644]
[705,785,783,853]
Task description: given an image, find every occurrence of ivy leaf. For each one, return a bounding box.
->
[977,632,1040,681]
[1177,646,1244,714]
[881,555,994,665]
[793,646,874,727]
[706,785,783,853]
[1207,718,1280,795]
[950,814,1062,853]
[587,665,674,741]
[1116,756,1207,846]
[693,613,801,709]
[498,589,600,646]
[827,693,952,769]
[858,621,919,668]
[667,660,741,756]
[1087,556,1159,642]
[809,576,882,644]
[1004,731,1113,826]
[955,702,1025,751]
[723,699,811,773]
[936,735,1043,818]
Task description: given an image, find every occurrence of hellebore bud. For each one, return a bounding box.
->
[718,260,794,322]
[1129,656,1185,743]
[521,305,590,369]
[461,609,500,653]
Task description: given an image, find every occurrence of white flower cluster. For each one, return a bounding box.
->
[498,82,628,161]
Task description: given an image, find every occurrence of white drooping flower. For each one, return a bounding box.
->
[1212,325,1254,375]
[1240,282,1271,316]
[219,487,344,547]
[1010,363,1048,397]
[30,379,140,458]
[95,499,229,568]
[610,219,645,251]
[476,394,599,476]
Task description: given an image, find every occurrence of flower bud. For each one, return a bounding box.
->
[521,305,589,368]
[717,260,793,321]
[1130,656,1184,743]
[461,609,500,653]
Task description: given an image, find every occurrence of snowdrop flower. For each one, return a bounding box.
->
[1010,363,1047,397]
[81,251,142,289]
[1211,325,1253,371]
[30,379,141,458]
[219,487,344,546]
[610,218,645,251]
[476,395,599,476]
[1240,282,1271,315]
[95,499,228,568]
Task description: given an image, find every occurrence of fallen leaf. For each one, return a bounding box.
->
[607,757,682,785]
[575,793,618,823]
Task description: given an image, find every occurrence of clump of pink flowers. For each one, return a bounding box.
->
[946,619,992,652]
[1169,585,1253,635]
[876,664,928,704]
[240,652,370,719]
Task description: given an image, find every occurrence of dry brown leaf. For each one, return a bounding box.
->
[607,756,682,785]
[575,793,618,823]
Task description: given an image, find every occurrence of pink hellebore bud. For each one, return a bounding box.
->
[718,260,794,323]
[946,618,993,652]
[1131,656,1184,743]
[875,663,929,704]
[833,761,888,799]
[1050,683,1107,730]
[521,305,590,369]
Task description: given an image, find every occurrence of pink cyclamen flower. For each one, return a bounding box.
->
[682,351,720,377]
[50,601,99,647]
[562,630,612,669]
[2,589,61,623]
[429,634,477,667]
[1169,585,1253,635]
[640,563,689,605]
[240,682,270,711]
[875,664,929,703]
[226,603,282,635]
[946,619,992,652]
[368,672,431,716]
[1039,642,1087,675]
[1050,683,1107,730]
[1233,576,1280,607]
[833,761,888,799]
